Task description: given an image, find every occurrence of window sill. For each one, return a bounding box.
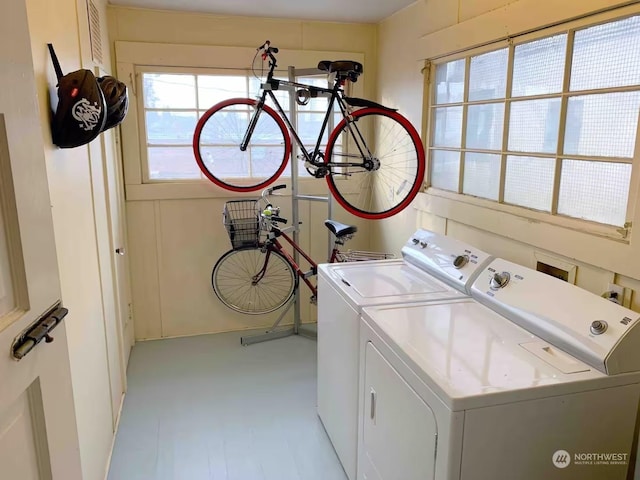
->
[417,188,638,278]
[125,177,357,201]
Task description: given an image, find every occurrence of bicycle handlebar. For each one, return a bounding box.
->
[258,40,279,61]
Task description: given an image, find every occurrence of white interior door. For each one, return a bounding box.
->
[0,2,82,478]
[102,128,134,366]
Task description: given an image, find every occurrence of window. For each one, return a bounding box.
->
[140,70,337,182]
[429,15,640,228]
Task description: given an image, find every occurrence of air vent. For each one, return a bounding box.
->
[87,0,103,65]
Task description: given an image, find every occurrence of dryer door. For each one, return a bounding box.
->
[360,342,437,480]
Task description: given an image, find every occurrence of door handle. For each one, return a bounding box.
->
[115,247,125,256]
[12,303,68,360]
[370,388,376,423]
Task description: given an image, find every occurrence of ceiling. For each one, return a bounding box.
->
[108,0,417,23]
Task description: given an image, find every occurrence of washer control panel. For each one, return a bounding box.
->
[471,258,640,375]
[402,229,494,294]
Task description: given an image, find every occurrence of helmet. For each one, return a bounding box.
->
[97,76,129,131]
[51,69,107,148]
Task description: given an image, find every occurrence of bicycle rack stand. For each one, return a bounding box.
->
[240,65,335,347]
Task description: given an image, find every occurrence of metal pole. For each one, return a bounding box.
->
[288,65,301,334]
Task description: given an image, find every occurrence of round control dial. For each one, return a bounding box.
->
[590,320,608,335]
[490,272,511,290]
[453,255,469,269]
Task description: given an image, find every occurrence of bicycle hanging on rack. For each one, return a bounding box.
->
[193,40,426,220]
[211,184,394,316]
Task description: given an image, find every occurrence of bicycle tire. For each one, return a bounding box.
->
[211,247,297,314]
[324,107,425,220]
[193,98,291,192]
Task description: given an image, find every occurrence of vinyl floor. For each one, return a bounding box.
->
[107,330,347,480]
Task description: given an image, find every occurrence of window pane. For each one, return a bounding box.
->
[148,147,201,180]
[435,59,465,104]
[298,112,328,145]
[143,74,196,109]
[463,153,500,200]
[146,111,197,145]
[469,48,508,101]
[466,103,504,150]
[508,98,561,154]
[197,109,284,145]
[297,76,332,111]
[198,75,248,109]
[512,34,566,97]
[198,146,285,179]
[571,16,640,91]
[564,92,640,158]
[432,106,463,147]
[249,77,289,109]
[558,160,631,226]
[431,150,460,191]
[504,156,555,211]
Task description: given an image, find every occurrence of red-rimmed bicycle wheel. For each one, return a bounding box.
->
[193,98,291,192]
[324,108,425,220]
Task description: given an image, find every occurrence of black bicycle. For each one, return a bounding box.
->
[193,41,425,220]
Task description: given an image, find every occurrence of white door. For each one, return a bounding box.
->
[359,342,437,480]
[102,128,134,366]
[0,2,82,478]
[89,122,126,428]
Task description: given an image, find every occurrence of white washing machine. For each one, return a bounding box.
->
[317,229,493,480]
[358,258,640,480]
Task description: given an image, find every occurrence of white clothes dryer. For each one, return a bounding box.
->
[358,258,640,480]
[317,229,493,480]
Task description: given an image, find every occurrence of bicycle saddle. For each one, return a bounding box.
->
[324,220,358,238]
[318,60,363,79]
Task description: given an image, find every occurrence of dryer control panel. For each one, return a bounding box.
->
[401,229,493,295]
[471,258,640,375]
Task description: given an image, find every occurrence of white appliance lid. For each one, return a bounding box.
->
[362,301,607,410]
[335,262,454,298]
[319,260,467,310]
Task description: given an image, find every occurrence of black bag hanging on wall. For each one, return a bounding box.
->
[48,43,106,148]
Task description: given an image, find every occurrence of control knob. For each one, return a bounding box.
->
[411,238,419,245]
[419,241,428,249]
[453,255,469,269]
[490,272,510,290]
[590,320,608,335]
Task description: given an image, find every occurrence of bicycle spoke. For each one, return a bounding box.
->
[325,107,425,219]
[194,99,290,192]
[212,248,296,314]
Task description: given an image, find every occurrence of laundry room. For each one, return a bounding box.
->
[2,0,640,479]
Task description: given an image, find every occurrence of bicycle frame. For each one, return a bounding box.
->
[240,53,374,177]
[259,230,342,299]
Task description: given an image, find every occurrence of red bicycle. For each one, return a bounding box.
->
[211,185,393,314]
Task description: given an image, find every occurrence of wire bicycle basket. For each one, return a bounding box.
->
[223,199,260,249]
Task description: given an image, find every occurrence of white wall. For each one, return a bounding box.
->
[108,7,380,339]
[375,0,640,313]
[24,0,122,478]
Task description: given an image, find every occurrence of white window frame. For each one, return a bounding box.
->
[424,10,640,240]
[115,41,364,201]
[418,4,640,279]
